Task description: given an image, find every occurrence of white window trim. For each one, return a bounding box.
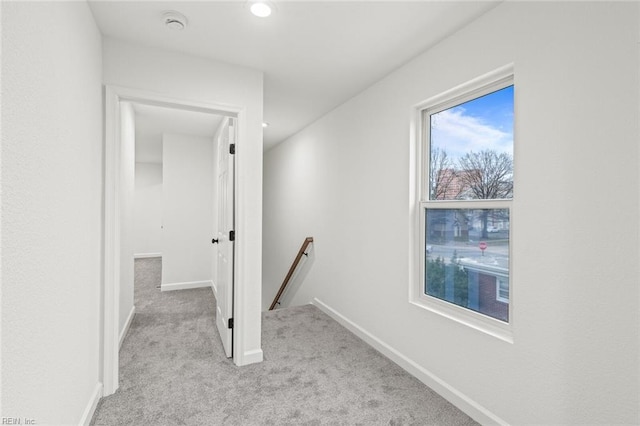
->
[409,64,515,343]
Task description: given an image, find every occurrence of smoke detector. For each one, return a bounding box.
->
[163,11,188,30]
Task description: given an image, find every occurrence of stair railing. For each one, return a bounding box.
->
[269,237,314,310]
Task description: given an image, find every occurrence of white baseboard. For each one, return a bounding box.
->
[312,298,508,426]
[78,382,102,426]
[119,306,136,349]
[134,252,161,259]
[161,280,213,292]
[239,348,264,366]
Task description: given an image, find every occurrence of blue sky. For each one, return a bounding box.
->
[431,85,514,160]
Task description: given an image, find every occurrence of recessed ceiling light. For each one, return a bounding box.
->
[262,122,270,128]
[250,2,272,18]
[163,11,188,30]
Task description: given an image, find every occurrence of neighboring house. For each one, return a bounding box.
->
[458,257,509,322]
[427,209,470,240]
[434,168,480,201]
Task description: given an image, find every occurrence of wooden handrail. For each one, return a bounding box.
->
[269,237,314,310]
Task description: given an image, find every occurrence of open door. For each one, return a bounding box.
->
[215,117,235,358]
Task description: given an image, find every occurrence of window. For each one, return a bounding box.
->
[497,277,509,303]
[413,67,514,337]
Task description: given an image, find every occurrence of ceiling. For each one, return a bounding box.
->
[134,103,223,163]
[89,1,500,150]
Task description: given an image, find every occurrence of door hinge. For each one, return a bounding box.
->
[228,318,234,329]
[229,230,235,241]
[229,143,236,155]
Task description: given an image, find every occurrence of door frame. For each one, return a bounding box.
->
[102,85,244,396]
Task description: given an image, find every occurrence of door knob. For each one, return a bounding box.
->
[212,238,219,244]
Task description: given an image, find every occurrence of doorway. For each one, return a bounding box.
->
[103,86,242,396]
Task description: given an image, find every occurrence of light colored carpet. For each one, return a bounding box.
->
[91,258,478,425]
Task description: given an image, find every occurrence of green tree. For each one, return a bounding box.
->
[451,254,469,306]
[426,256,445,299]
[426,254,469,307]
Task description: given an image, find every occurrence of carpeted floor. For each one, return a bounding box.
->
[91,257,478,425]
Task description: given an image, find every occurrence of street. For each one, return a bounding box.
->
[427,238,509,263]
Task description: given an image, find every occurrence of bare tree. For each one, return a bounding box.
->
[429,147,458,200]
[456,150,513,238]
[456,150,513,200]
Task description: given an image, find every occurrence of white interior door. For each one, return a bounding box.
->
[215,117,235,358]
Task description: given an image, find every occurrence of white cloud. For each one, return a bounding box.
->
[431,107,512,160]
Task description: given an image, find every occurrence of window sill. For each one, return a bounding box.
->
[410,296,514,344]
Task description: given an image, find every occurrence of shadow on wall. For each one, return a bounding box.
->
[271,244,316,310]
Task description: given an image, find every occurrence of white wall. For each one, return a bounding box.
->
[263,2,639,424]
[103,38,264,365]
[162,133,213,288]
[119,102,135,341]
[134,163,163,256]
[1,2,103,423]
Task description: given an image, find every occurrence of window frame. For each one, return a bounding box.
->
[410,65,515,343]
